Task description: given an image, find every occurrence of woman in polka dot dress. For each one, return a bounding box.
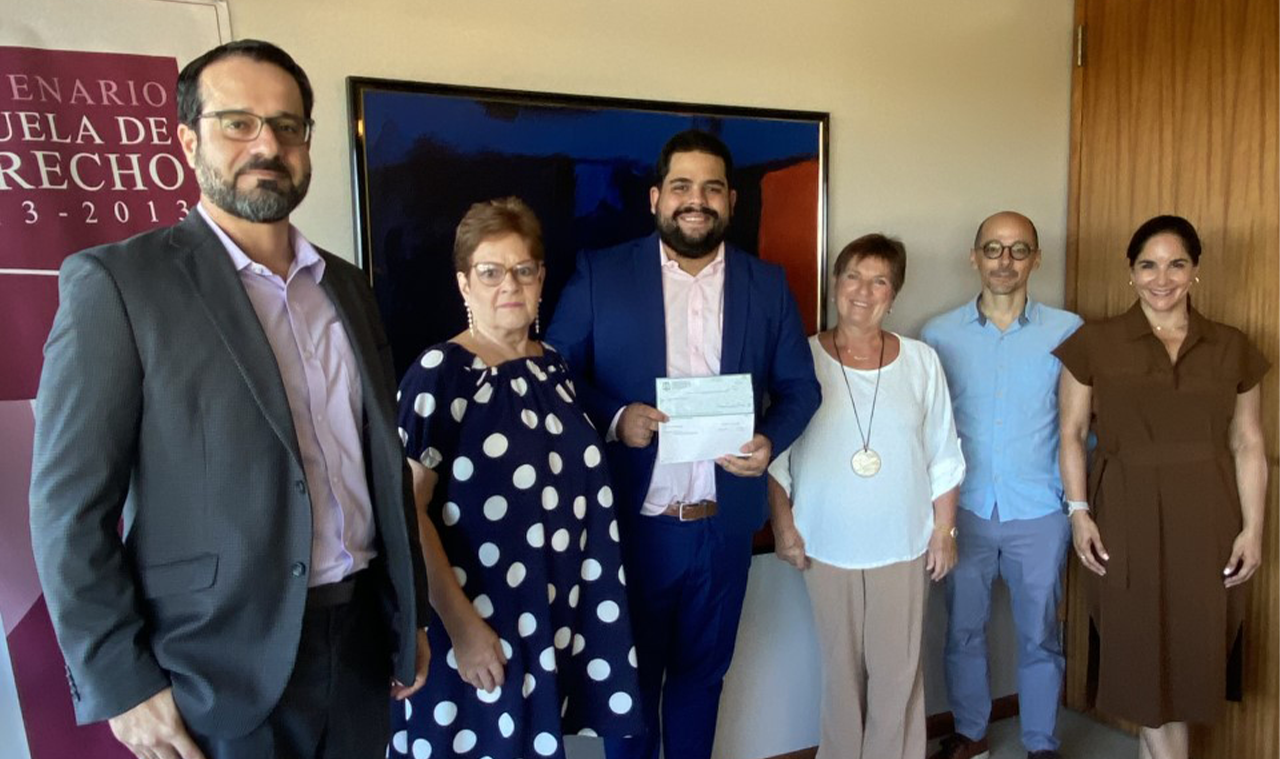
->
[391,198,643,759]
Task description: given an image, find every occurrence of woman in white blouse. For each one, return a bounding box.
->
[769,233,965,759]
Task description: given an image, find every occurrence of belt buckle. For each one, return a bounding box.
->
[677,500,694,522]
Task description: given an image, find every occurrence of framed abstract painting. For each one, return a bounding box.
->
[348,77,829,384]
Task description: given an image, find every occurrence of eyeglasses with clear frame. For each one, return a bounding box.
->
[978,240,1037,260]
[471,261,543,286]
[196,110,314,146]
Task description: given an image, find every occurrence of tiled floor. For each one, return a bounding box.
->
[930,709,1138,758]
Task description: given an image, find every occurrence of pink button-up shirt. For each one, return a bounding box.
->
[198,205,376,586]
[640,241,726,516]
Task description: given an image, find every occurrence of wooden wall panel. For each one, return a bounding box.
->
[1065,0,1278,756]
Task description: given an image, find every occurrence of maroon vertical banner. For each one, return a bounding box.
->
[0,46,199,759]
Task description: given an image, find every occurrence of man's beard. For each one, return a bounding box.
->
[655,204,729,259]
[196,149,310,223]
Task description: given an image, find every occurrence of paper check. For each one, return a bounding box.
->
[655,373,755,464]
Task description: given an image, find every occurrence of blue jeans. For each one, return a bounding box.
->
[943,505,1070,752]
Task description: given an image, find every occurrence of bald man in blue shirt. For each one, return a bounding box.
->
[922,212,1082,759]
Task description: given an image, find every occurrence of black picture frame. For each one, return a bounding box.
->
[347,77,829,385]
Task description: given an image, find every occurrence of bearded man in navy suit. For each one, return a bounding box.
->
[546,129,820,759]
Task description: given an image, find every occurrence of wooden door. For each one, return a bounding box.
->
[1065,0,1278,756]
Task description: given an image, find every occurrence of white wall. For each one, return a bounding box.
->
[1,0,229,60]
[227,0,1075,332]
[3,0,1076,756]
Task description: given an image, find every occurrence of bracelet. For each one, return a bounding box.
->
[1065,500,1090,515]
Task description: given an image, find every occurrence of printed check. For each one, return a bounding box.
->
[655,373,755,464]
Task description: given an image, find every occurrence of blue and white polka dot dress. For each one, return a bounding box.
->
[391,342,642,759]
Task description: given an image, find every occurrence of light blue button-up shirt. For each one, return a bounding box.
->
[921,296,1082,521]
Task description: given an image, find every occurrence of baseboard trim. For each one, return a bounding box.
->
[764,750,817,759]
[761,695,1021,759]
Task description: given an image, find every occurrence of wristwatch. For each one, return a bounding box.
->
[936,524,958,539]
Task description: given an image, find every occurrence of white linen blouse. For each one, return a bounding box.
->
[769,334,965,569]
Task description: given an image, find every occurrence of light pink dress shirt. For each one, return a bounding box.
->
[198,205,376,586]
[640,242,726,516]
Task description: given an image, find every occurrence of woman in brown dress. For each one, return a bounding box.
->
[1055,215,1269,759]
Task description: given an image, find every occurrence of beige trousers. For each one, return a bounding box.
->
[804,555,927,759]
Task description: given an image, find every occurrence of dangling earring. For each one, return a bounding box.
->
[534,300,541,337]
[1128,280,1133,286]
[1194,276,1201,284]
[466,302,475,337]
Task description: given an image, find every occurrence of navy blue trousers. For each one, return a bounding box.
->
[604,515,753,759]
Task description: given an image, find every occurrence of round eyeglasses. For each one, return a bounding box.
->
[472,261,543,286]
[978,241,1037,260]
[196,110,314,146]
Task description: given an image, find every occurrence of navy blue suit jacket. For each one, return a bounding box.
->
[546,233,820,538]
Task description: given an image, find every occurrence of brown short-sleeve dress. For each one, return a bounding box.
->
[1053,302,1270,727]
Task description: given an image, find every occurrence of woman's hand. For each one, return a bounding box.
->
[1223,528,1264,588]
[1226,387,1267,589]
[772,517,809,571]
[448,613,508,692]
[925,526,957,581]
[1070,510,1109,576]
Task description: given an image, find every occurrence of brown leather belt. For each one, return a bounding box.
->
[659,499,718,521]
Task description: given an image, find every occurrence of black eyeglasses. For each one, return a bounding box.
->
[472,261,543,286]
[196,110,314,146]
[978,241,1037,260]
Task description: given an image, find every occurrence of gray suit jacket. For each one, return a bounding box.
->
[29,212,429,737]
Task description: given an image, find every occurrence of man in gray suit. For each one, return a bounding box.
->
[29,40,429,759]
